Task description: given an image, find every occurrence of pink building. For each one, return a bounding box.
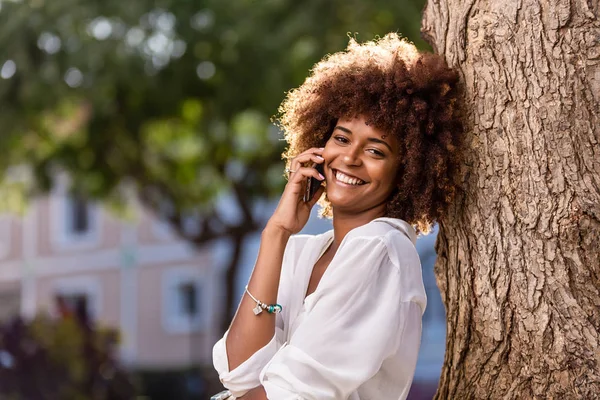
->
[0,178,222,369]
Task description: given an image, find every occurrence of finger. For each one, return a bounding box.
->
[291,148,325,170]
[291,155,324,174]
[296,147,324,157]
[290,166,325,184]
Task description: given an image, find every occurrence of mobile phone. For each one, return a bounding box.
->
[303,163,325,202]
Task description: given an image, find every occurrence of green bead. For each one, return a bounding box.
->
[264,303,283,314]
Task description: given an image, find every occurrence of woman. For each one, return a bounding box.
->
[212,33,463,400]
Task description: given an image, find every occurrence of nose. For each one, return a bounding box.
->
[342,145,362,167]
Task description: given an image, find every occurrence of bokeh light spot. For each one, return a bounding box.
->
[0,60,16,79]
[37,32,62,54]
[196,61,215,80]
[125,27,145,47]
[88,17,113,40]
[190,10,214,31]
[64,67,83,88]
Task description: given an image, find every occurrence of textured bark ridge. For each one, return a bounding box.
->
[422,0,600,398]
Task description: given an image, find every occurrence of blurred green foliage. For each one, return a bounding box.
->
[0,0,427,221]
[0,0,427,327]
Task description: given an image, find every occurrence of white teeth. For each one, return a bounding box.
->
[335,171,364,185]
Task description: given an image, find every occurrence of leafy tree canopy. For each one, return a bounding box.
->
[0,0,426,239]
[0,0,427,330]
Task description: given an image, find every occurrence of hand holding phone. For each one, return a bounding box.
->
[268,147,324,234]
[303,162,325,202]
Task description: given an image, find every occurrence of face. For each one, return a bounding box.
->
[322,116,400,217]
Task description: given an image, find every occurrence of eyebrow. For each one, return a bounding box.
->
[334,125,393,152]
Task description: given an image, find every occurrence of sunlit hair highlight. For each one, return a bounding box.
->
[277,33,464,233]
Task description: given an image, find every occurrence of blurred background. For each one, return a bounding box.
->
[0,0,445,398]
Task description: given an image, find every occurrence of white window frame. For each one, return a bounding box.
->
[51,276,102,320]
[50,187,102,251]
[161,266,208,334]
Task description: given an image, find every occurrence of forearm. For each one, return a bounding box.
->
[226,223,291,371]
[238,386,267,400]
[239,386,268,400]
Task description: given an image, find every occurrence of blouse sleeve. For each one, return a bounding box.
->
[213,326,284,397]
[212,235,303,398]
[258,235,424,400]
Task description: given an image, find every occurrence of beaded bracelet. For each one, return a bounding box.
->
[245,286,282,315]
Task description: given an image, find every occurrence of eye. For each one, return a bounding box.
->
[334,135,349,144]
[367,148,385,157]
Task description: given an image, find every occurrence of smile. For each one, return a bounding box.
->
[333,169,366,186]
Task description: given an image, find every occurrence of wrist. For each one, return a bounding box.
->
[263,221,293,240]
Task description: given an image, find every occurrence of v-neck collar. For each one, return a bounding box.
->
[286,230,334,336]
[285,218,416,340]
[302,233,334,303]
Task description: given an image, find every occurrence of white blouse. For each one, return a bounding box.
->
[213,217,427,400]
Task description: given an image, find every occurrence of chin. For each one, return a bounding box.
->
[326,193,352,208]
[328,195,388,217]
[328,198,366,214]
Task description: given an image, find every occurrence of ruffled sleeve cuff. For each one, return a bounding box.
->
[212,329,282,398]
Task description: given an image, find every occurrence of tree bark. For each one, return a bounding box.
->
[422,0,600,398]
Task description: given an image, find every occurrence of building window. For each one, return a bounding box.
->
[178,282,198,317]
[52,276,101,321]
[55,293,89,320]
[162,267,207,334]
[68,193,90,234]
[50,186,101,250]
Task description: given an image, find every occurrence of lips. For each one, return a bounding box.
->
[332,169,366,186]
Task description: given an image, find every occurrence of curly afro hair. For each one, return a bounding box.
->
[277,33,464,233]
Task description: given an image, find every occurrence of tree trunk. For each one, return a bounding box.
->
[422,0,600,398]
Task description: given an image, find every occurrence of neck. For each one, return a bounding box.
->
[330,205,387,252]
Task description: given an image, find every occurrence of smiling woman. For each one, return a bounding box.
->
[212,33,464,400]
[322,117,401,221]
[280,34,464,233]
